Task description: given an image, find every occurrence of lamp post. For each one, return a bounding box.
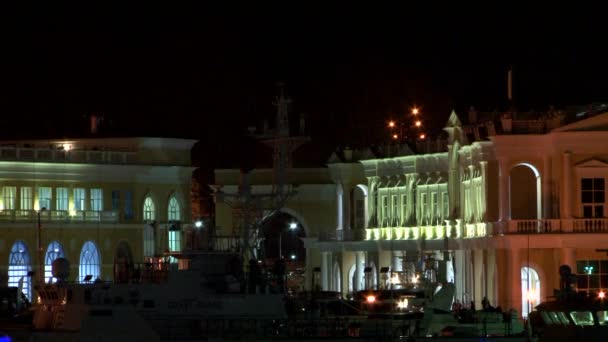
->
[37,207,47,284]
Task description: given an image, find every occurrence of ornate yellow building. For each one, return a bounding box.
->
[215,108,608,319]
[0,137,196,300]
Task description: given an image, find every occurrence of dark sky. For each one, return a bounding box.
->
[1,6,607,166]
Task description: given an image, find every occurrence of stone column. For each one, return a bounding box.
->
[321,252,329,290]
[301,237,316,291]
[473,249,484,309]
[355,251,363,291]
[509,248,522,317]
[560,247,576,273]
[454,249,466,303]
[343,182,352,231]
[498,158,510,222]
[543,156,552,219]
[486,249,498,306]
[562,152,573,218]
[336,183,344,231]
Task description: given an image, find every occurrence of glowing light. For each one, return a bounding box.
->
[390,274,400,285]
[366,295,376,304]
[289,222,298,229]
[419,133,426,139]
[415,120,422,127]
[412,107,419,115]
[392,134,398,139]
[69,210,77,217]
[600,291,606,299]
[525,289,539,303]
[411,274,419,284]
[397,298,409,310]
[388,121,395,128]
[37,295,41,304]
[62,144,72,151]
[290,254,296,260]
[585,266,594,275]
[195,220,203,228]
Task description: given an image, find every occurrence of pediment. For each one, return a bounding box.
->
[553,111,608,132]
[575,158,608,168]
[326,151,341,164]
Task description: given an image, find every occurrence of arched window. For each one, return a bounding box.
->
[79,241,100,282]
[522,266,541,318]
[8,241,32,300]
[168,196,180,221]
[45,241,65,283]
[167,197,181,253]
[143,196,155,221]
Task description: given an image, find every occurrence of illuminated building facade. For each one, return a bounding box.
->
[0,137,195,300]
[216,107,608,318]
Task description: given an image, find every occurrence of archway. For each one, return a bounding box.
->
[521,266,541,318]
[8,240,32,300]
[351,185,368,229]
[260,211,307,293]
[45,241,65,283]
[510,163,541,220]
[114,241,134,283]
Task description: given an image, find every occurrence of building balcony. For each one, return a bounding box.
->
[0,209,120,223]
[502,219,608,234]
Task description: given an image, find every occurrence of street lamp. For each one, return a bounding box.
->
[37,207,47,284]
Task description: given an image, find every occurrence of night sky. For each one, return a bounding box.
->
[1,7,607,167]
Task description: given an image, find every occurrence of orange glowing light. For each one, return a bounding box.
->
[392,134,398,139]
[415,120,422,127]
[419,134,426,139]
[366,295,376,303]
[600,291,606,299]
[412,107,419,115]
[388,121,395,128]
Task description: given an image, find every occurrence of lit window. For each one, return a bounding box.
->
[55,188,68,211]
[2,186,16,210]
[79,241,100,282]
[38,187,52,210]
[382,196,389,222]
[20,187,32,210]
[521,266,541,318]
[391,195,398,223]
[90,189,103,211]
[8,240,32,300]
[168,230,181,252]
[401,194,408,224]
[45,241,65,283]
[168,197,181,221]
[143,197,155,221]
[420,193,427,225]
[73,188,86,211]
